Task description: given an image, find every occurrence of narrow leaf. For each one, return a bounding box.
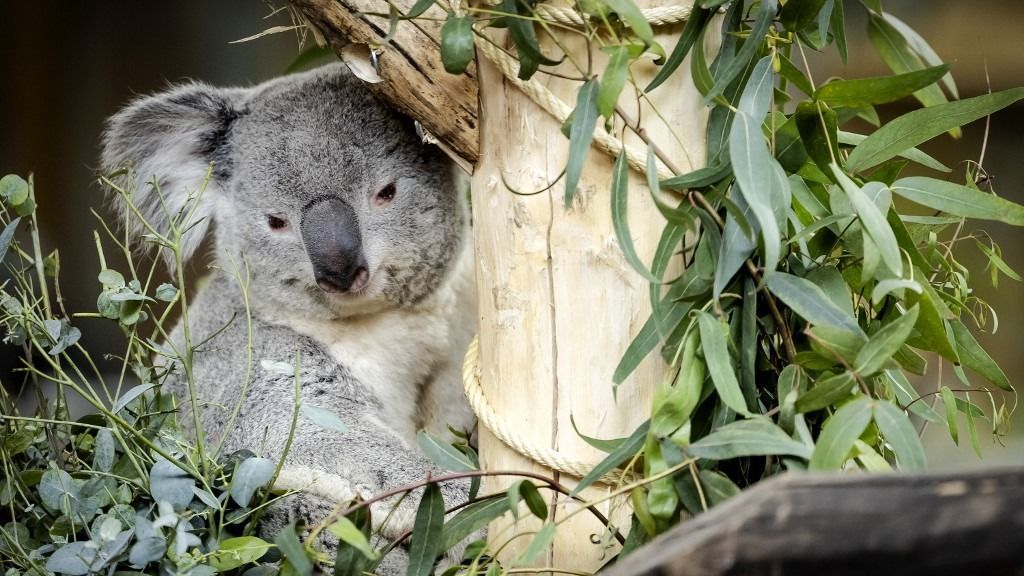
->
[809,397,873,470]
[847,87,1024,172]
[706,0,778,103]
[571,420,649,496]
[814,65,950,109]
[611,152,659,282]
[416,431,476,472]
[873,402,926,471]
[564,79,600,206]
[697,312,751,416]
[854,304,919,376]
[891,176,1024,226]
[688,418,812,460]
[407,483,445,576]
[766,272,864,337]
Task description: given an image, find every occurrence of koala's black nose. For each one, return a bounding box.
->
[300,196,369,293]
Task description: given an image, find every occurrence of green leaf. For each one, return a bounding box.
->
[881,14,957,98]
[149,459,195,510]
[646,6,713,92]
[809,397,873,470]
[867,13,952,133]
[730,56,783,276]
[687,418,812,460]
[503,0,561,80]
[832,168,903,277]
[697,312,751,416]
[837,131,948,172]
[571,420,649,496]
[516,523,556,565]
[404,0,436,19]
[301,404,347,435]
[706,0,778,103]
[872,402,926,471]
[508,480,548,521]
[441,497,509,551]
[440,15,475,74]
[328,518,378,561]
[780,0,827,32]
[154,282,179,302]
[715,191,757,299]
[890,176,1024,226]
[651,329,704,437]
[0,217,21,262]
[46,542,98,575]
[603,0,654,46]
[416,430,477,472]
[598,46,632,120]
[208,537,272,571]
[949,320,1012,391]
[0,174,29,206]
[564,78,600,207]
[795,101,840,178]
[98,269,125,288]
[814,65,949,109]
[830,0,847,62]
[275,524,312,576]
[766,272,864,337]
[93,428,115,473]
[854,304,919,376]
[112,383,155,414]
[847,87,1024,172]
[407,483,445,576]
[570,415,627,452]
[230,457,275,507]
[611,152,659,282]
[940,385,959,445]
[795,372,857,413]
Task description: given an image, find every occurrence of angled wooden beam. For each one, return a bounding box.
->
[289,0,479,168]
[605,469,1024,576]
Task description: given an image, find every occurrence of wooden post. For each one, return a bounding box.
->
[471,3,718,568]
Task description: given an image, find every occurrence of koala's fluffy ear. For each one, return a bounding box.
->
[101,83,247,268]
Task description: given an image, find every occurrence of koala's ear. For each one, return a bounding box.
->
[101,82,247,268]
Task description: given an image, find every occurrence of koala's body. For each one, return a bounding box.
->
[102,64,477,572]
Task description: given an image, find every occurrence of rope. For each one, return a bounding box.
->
[534,3,694,27]
[463,335,632,485]
[459,4,703,484]
[474,37,674,182]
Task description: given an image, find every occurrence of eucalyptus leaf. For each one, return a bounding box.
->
[697,312,751,416]
[208,537,273,571]
[688,418,812,460]
[571,420,648,496]
[407,483,445,576]
[847,87,1024,172]
[814,65,949,109]
[301,404,348,435]
[440,15,474,74]
[873,401,926,471]
[229,457,275,507]
[328,518,378,561]
[766,272,864,337]
[854,305,920,377]
[809,397,873,470]
[416,430,477,472]
[890,176,1024,226]
[515,523,556,565]
[441,497,509,551]
[563,79,600,207]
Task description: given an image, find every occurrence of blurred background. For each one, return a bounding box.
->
[0,1,1021,468]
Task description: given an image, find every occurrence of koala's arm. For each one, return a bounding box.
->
[176,275,467,545]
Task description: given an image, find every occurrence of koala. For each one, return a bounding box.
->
[101,64,477,572]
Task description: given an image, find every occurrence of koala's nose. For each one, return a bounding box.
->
[300,196,369,293]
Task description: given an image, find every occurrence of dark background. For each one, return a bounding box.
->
[1,1,1021,467]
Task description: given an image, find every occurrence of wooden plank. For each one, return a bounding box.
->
[290,0,479,166]
[605,469,1024,576]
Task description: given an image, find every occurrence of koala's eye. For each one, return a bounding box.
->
[267,215,289,231]
[373,182,397,207]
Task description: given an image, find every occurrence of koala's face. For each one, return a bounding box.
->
[102,64,464,320]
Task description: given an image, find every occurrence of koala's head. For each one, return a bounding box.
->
[101,64,465,320]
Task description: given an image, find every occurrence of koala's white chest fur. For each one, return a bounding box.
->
[286,238,477,445]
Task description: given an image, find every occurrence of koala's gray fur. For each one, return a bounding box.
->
[101,64,477,572]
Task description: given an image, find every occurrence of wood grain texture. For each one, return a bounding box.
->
[290,0,479,166]
[605,469,1024,576]
[471,1,715,569]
